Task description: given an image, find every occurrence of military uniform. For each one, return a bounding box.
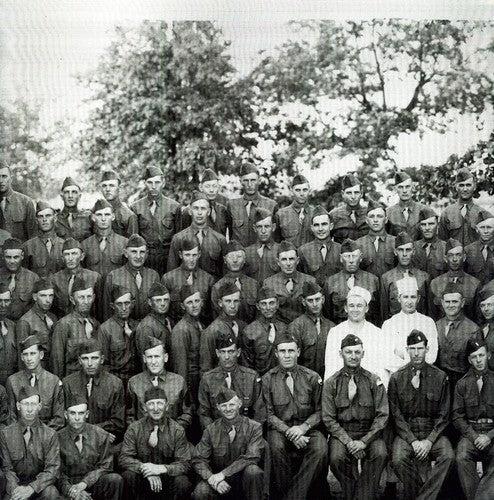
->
[0,384,10,429]
[244,240,280,284]
[22,235,64,277]
[412,237,447,279]
[0,188,37,242]
[298,237,342,287]
[386,200,430,240]
[0,266,38,321]
[356,233,396,278]
[108,198,138,238]
[464,240,494,285]
[438,201,482,247]
[479,322,494,371]
[0,317,17,385]
[274,203,315,247]
[328,204,368,244]
[55,207,93,242]
[81,231,128,277]
[180,199,228,235]
[135,311,173,356]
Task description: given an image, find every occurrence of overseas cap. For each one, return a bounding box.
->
[341,334,362,349]
[179,284,201,303]
[18,386,40,403]
[62,238,82,252]
[253,207,273,224]
[71,277,93,295]
[215,332,237,350]
[466,338,486,357]
[277,240,297,256]
[77,338,102,356]
[200,169,218,182]
[148,282,170,299]
[100,170,120,182]
[143,166,163,180]
[20,335,43,352]
[180,235,200,252]
[291,174,310,187]
[257,286,277,302]
[215,387,238,405]
[92,199,113,213]
[445,238,463,253]
[111,285,132,302]
[190,190,209,204]
[239,162,258,177]
[35,201,54,214]
[418,207,437,222]
[456,167,474,183]
[61,176,80,190]
[33,278,54,293]
[395,231,414,248]
[217,281,240,299]
[274,333,299,348]
[66,393,88,409]
[441,281,463,297]
[341,174,360,190]
[144,387,167,403]
[394,171,411,185]
[340,238,359,254]
[225,240,244,255]
[366,198,386,214]
[302,281,322,298]
[127,234,147,248]
[407,329,428,346]
[3,238,23,251]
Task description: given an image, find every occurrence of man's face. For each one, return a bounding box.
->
[303,292,324,316]
[17,395,41,424]
[148,294,170,315]
[366,208,387,233]
[468,346,490,372]
[216,344,240,371]
[445,246,465,271]
[396,179,413,202]
[125,245,147,269]
[112,292,133,320]
[146,398,168,421]
[253,218,275,243]
[456,179,475,202]
[0,167,12,193]
[406,342,428,367]
[0,291,11,317]
[224,250,245,273]
[33,288,54,312]
[342,185,361,208]
[345,296,368,323]
[241,173,260,196]
[145,175,163,198]
[4,249,23,273]
[395,243,414,267]
[275,341,300,370]
[340,250,362,274]
[100,179,119,202]
[21,345,44,371]
[63,248,84,270]
[476,219,494,243]
[36,209,56,233]
[419,217,438,241]
[399,291,419,314]
[217,396,242,421]
[179,247,200,271]
[190,199,210,226]
[257,297,279,319]
[277,250,298,275]
[92,207,114,231]
[200,180,220,200]
[311,214,332,240]
[71,288,95,315]
[65,404,89,431]
[291,183,310,205]
[143,345,167,375]
[340,345,364,369]
[480,296,494,321]
[62,185,81,208]
[218,292,241,317]
[182,292,203,318]
[79,350,103,377]
[441,292,464,318]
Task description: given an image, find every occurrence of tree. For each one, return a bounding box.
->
[77,21,260,202]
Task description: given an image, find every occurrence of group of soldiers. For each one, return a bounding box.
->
[0,159,494,500]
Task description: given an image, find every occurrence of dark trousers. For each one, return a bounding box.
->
[5,485,60,500]
[192,464,264,500]
[268,429,328,500]
[456,436,494,500]
[122,470,192,500]
[329,437,387,500]
[392,435,454,500]
[88,472,123,500]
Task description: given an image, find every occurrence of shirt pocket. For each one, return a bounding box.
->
[446,213,463,231]
[110,339,127,354]
[233,219,244,228]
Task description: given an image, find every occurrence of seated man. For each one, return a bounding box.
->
[388,330,454,500]
[262,333,328,500]
[478,287,494,370]
[192,387,265,500]
[58,393,123,500]
[322,334,388,500]
[0,386,60,500]
[119,387,193,500]
[464,209,494,285]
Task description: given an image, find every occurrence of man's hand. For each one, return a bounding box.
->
[147,475,162,493]
[286,425,308,441]
[73,491,92,500]
[412,440,432,461]
[474,434,491,451]
[140,463,166,477]
[208,472,226,490]
[11,485,35,500]
[292,435,310,449]
[108,432,116,444]
[346,440,367,456]
[216,480,231,495]
[68,482,89,499]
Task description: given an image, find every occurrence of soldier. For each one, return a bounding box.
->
[298,205,341,286]
[119,387,193,500]
[226,162,277,247]
[0,383,10,429]
[388,330,453,500]
[263,240,317,324]
[58,393,123,500]
[464,209,494,285]
[0,162,36,242]
[211,240,259,324]
[192,387,265,500]
[0,285,17,386]
[0,386,60,500]
[241,286,286,376]
[356,199,396,278]
[453,339,494,499]
[127,337,192,428]
[103,234,160,321]
[287,281,334,377]
[198,334,265,430]
[168,190,227,279]
[54,176,92,242]
[99,169,138,237]
[50,277,100,379]
[386,171,429,240]
[477,287,494,370]
[329,174,368,244]
[131,166,181,274]
[81,199,128,278]
[323,238,380,326]
[0,237,38,321]
[274,174,315,247]
[323,334,388,500]
[16,278,57,370]
[6,335,64,431]
[262,333,328,500]
[381,231,430,320]
[244,207,280,284]
[62,338,125,444]
[429,238,481,321]
[22,201,64,277]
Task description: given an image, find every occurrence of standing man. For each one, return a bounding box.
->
[22,201,64,277]
[464,209,494,285]
[322,334,388,500]
[0,285,16,386]
[477,287,494,370]
[131,166,181,274]
[226,162,277,247]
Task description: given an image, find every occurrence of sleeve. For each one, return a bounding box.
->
[380,276,390,322]
[387,376,417,444]
[321,378,351,445]
[126,211,139,237]
[81,431,113,488]
[166,426,191,476]
[0,386,11,428]
[102,274,113,323]
[323,330,340,382]
[176,381,193,429]
[92,273,105,323]
[198,378,214,430]
[5,378,18,423]
[25,198,37,240]
[50,321,67,379]
[49,379,65,431]
[360,378,389,445]
[426,374,450,444]
[29,430,60,493]
[304,374,322,430]
[99,326,111,368]
[192,428,215,480]
[166,236,180,272]
[239,328,255,370]
[170,325,189,382]
[199,327,216,375]
[97,380,125,436]
[262,375,289,434]
[451,381,478,443]
[222,423,264,477]
[0,431,20,493]
[425,319,439,365]
[251,374,267,425]
[437,212,449,242]
[119,425,143,473]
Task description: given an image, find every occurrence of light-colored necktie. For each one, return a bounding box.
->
[452,277,458,283]
[87,377,93,397]
[425,243,432,257]
[477,375,484,394]
[482,246,489,261]
[245,201,253,217]
[196,230,204,246]
[348,375,357,401]
[228,425,236,443]
[268,323,276,344]
[225,371,232,388]
[124,321,132,336]
[315,317,321,336]
[150,201,157,216]
[45,239,53,254]
[286,278,294,293]
[0,198,6,214]
[235,278,242,290]
[210,204,217,223]
[68,274,76,296]
[24,426,31,446]
[445,321,454,338]
[347,274,355,289]
[84,319,93,339]
[30,373,36,387]
[186,272,193,285]
[411,369,421,389]
[151,376,159,387]
[165,318,172,332]
[403,269,409,277]
[299,207,305,224]
[232,321,239,337]
[135,271,142,289]
[286,372,294,395]
[373,237,380,252]
[67,213,73,228]
[99,237,107,253]
[320,244,327,261]
[8,274,15,294]
[461,204,468,217]
[196,321,203,331]
[257,244,265,259]
[0,321,7,336]
[483,325,489,339]
[44,315,54,330]
[403,207,409,221]
[350,211,357,224]
[75,434,83,453]
[148,425,159,448]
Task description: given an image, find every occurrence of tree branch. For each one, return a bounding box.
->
[371,22,387,110]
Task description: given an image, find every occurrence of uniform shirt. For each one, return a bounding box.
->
[356,233,396,278]
[0,419,60,494]
[50,311,100,379]
[436,314,480,375]
[452,368,494,442]
[328,204,368,244]
[322,367,388,444]
[119,416,191,475]
[323,268,380,326]
[63,369,125,439]
[135,311,173,356]
[241,316,286,376]
[198,364,265,429]
[412,237,447,280]
[287,313,334,377]
[193,416,264,479]
[108,198,138,238]
[58,423,113,495]
[81,231,128,278]
[438,200,482,247]
[386,201,430,241]
[244,240,280,284]
[6,368,64,430]
[127,370,192,428]
[226,194,278,248]
[22,234,65,277]
[0,316,17,386]
[298,238,341,286]
[0,384,11,429]
[388,363,450,443]
[479,321,494,371]
[274,202,315,247]
[179,199,228,235]
[464,240,494,285]
[263,270,317,324]
[0,266,38,321]
[0,188,37,242]
[262,364,322,432]
[55,207,93,241]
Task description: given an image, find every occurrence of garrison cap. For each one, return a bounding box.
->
[61,176,80,190]
[407,329,428,346]
[144,387,167,403]
[252,207,273,224]
[347,286,371,305]
[239,162,258,177]
[466,338,486,357]
[62,237,82,252]
[395,231,414,248]
[0,283,11,295]
[302,281,322,298]
[110,285,132,302]
[418,207,438,222]
[65,393,88,410]
[71,277,93,295]
[217,281,240,299]
[311,205,330,223]
[215,387,238,405]
[441,281,463,297]
[3,238,23,251]
[179,284,201,303]
[180,235,200,252]
[77,338,102,356]
[20,335,43,352]
[92,199,113,213]
[341,334,362,349]
[445,238,463,253]
[100,169,120,182]
[341,174,360,190]
[18,386,40,403]
[366,198,386,215]
[190,190,209,204]
[257,285,277,302]
[476,210,494,224]
[340,238,359,254]
[126,234,147,248]
[274,333,299,348]
[277,240,297,256]
[148,282,170,298]
[478,286,494,304]
[225,240,244,255]
[35,201,54,214]
[456,167,474,183]
[394,171,411,185]
[215,332,237,350]
[143,166,163,179]
[143,336,165,354]
[33,278,54,293]
[291,174,310,187]
[200,168,219,182]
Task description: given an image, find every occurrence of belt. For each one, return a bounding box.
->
[469,418,494,424]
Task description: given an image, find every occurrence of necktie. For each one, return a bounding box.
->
[186,272,193,285]
[8,274,15,294]
[44,315,53,330]
[348,375,357,401]
[150,201,157,216]
[210,204,217,223]
[24,426,31,446]
[482,246,489,261]
[424,243,431,257]
[299,207,305,224]
[75,434,83,453]
[445,321,454,338]
[320,244,328,261]
[196,230,204,246]
[461,204,468,217]
[257,244,265,259]
[84,319,93,339]
[99,237,107,253]
[67,213,73,228]
[315,317,321,336]
[286,278,294,293]
[373,237,380,253]
[268,323,276,343]
[148,425,159,448]
[403,269,409,277]
[483,325,489,339]
[68,274,76,297]
[286,372,294,395]
[235,278,242,290]
[87,377,93,397]
[411,369,421,389]
[232,321,239,337]
[350,211,356,224]
[124,321,132,336]
[0,321,7,336]
[245,201,253,217]
[347,274,355,289]
[225,372,232,388]
[452,276,458,283]
[0,197,5,229]
[45,239,53,254]
[135,271,142,289]
[196,321,203,331]
[228,425,236,443]
[477,375,484,393]
[151,376,159,387]
[165,318,172,332]
[403,207,409,221]
[30,373,36,387]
